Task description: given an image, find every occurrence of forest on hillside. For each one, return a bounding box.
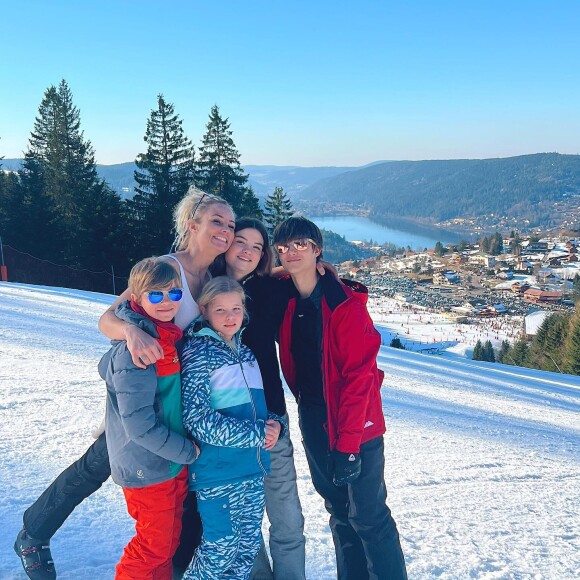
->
[300,154,580,229]
[0,82,262,289]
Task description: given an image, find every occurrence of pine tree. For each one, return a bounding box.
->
[472,340,483,360]
[534,314,553,348]
[195,105,261,218]
[497,340,510,363]
[545,315,569,356]
[263,186,294,235]
[489,232,503,255]
[483,340,495,362]
[18,80,124,267]
[563,313,580,375]
[130,94,195,257]
[0,147,22,245]
[572,274,580,303]
[479,236,490,254]
[434,241,444,256]
[510,235,522,256]
[510,339,529,366]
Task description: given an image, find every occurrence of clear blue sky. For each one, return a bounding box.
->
[1,0,579,166]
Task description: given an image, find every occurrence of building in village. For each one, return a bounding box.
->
[523,288,563,304]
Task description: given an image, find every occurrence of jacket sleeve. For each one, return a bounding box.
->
[113,348,198,464]
[181,339,266,448]
[330,300,382,453]
[267,411,288,440]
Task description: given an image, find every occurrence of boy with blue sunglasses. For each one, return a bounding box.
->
[101,256,199,578]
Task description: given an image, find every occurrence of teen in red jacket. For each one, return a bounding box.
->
[273,217,407,580]
[278,275,386,453]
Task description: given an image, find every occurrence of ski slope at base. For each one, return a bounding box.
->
[0,282,578,579]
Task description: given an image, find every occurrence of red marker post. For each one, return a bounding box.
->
[0,236,7,281]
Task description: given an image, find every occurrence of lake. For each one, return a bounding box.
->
[308,215,458,250]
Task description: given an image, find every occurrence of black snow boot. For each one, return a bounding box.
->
[14,528,56,580]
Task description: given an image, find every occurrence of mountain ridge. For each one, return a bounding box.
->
[297,153,580,233]
[4,154,579,232]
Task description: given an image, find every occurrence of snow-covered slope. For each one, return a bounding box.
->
[1,282,578,579]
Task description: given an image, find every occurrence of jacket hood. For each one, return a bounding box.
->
[98,301,161,381]
[320,275,369,312]
[340,277,369,298]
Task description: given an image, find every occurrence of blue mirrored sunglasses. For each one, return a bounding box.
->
[145,288,183,304]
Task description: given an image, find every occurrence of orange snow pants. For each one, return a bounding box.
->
[116,467,188,580]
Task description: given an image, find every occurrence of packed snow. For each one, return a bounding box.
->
[1,282,579,579]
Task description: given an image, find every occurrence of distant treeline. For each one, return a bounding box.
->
[0,81,262,283]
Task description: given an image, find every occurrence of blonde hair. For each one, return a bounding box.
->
[128,257,181,298]
[173,185,234,251]
[198,276,248,325]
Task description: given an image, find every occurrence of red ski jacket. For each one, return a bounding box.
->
[278,276,386,453]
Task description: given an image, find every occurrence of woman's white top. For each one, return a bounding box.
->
[164,254,200,331]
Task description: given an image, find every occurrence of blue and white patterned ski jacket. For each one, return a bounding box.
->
[181,319,286,491]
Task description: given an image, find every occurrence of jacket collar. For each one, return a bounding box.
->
[184,315,245,345]
[114,300,159,338]
[286,275,369,313]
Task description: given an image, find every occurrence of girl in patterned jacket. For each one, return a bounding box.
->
[180,276,286,580]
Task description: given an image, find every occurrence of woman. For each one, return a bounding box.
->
[220,218,306,580]
[14,187,235,580]
[100,189,235,367]
[173,218,306,578]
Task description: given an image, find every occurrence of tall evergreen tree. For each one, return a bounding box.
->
[572,273,580,303]
[195,105,261,218]
[434,241,445,256]
[479,236,490,254]
[490,232,503,255]
[0,171,22,246]
[534,313,553,348]
[263,186,294,235]
[483,340,495,362]
[130,94,195,257]
[497,340,510,363]
[545,314,569,355]
[479,232,503,255]
[563,313,580,375]
[510,339,529,366]
[472,340,483,360]
[19,80,124,268]
[510,234,522,256]
[0,146,21,244]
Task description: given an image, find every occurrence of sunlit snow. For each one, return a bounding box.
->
[1,282,578,579]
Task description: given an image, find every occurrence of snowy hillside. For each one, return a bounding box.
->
[1,282,579,579]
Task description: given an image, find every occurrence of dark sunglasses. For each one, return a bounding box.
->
[145,288,183,304]
[275,238,317,254]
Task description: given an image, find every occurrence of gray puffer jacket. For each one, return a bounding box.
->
[99,302,198,488]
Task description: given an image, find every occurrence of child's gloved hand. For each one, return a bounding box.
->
[329,450,361,486]
[264,420,281,450]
